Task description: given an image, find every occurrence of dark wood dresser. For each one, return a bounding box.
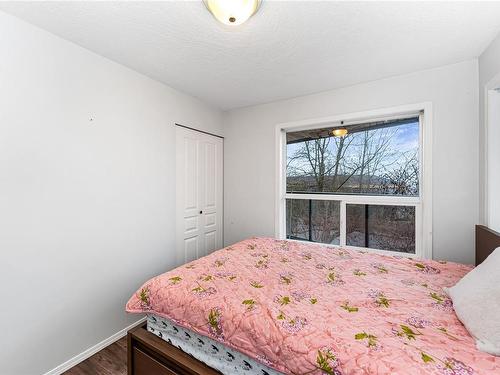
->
[127,323,221,375]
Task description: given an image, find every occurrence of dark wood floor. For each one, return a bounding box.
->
[63,337,127,375]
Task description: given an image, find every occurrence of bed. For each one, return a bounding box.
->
[126,225,500,374]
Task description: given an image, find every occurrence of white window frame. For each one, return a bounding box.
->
[483,71,500,227]
[275,103,433,259]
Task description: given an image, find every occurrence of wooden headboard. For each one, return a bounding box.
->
[476,225,500,265]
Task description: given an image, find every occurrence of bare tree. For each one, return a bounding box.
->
[287,138,330,191]
[380,151,419,195]
[350,128,397,193]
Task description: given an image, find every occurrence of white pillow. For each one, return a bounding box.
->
[446,247,500,356]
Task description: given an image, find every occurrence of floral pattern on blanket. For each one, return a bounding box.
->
[126,238,500,375]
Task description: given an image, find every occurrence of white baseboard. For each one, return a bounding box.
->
[43,316,146,375]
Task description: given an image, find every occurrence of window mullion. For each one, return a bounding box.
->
[340,200,346,246]
[415,203,422,258]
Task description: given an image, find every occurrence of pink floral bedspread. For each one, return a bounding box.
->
[126,238,500,374]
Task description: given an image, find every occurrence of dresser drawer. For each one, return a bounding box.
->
[133,347,178,375]
[128,323,220,375]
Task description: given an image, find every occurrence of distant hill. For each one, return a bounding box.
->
[286,174,417,195]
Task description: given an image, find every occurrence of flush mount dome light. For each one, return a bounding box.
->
[203,0,261,26]
[331,128,348,137]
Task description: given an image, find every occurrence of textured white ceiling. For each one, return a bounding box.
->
[2,1,500,110]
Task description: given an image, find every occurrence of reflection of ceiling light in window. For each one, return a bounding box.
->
[203,0,261,26]
[331,128,348,137]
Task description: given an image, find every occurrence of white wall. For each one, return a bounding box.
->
[0,11,222,375]
[478,32,500,231]
[223,60,479,264]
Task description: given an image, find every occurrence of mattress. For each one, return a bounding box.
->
[146,314,281,375]
[127,237,500,374]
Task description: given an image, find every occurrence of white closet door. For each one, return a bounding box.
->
[176,126,223,264]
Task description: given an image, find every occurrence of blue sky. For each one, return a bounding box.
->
[394,121,419,152]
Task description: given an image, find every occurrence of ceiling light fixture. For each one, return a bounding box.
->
[331,128,348,137]
[203,0,261,26]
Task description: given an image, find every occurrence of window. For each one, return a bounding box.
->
[286,199,340,244]
[280,109,428,257]
[345,204,415,253]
